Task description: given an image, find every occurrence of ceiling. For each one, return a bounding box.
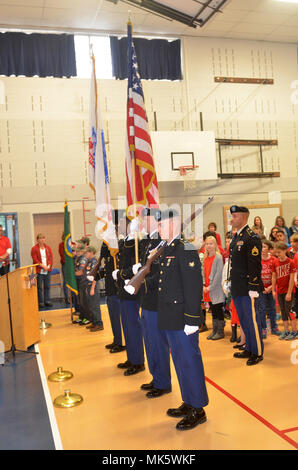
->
[1,0,298,43]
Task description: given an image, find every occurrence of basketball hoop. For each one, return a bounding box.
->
[179,165,199,190]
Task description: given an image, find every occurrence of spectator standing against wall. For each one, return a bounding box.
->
[0,224,12,277]
[31,233,53,309]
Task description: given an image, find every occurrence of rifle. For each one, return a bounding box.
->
[125,240,166,295]
[125,196,214,295]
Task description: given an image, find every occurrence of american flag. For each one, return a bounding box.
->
[126,22,159,216]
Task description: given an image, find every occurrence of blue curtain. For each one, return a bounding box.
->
[110,36,182,81]
[0,32,77,78]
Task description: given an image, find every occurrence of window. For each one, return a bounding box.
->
[74,35,113,79]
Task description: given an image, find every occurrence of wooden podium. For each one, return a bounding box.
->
[0,265,40,351]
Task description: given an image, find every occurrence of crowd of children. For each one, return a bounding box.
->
[199,215,298,344]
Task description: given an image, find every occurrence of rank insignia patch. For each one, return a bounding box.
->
[252,246,259,256]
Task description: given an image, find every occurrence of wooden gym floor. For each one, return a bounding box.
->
[37,305,298,451]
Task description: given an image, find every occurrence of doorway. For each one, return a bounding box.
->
[33,212,65,299]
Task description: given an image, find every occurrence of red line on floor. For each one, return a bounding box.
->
[280,427,298,434]
[205,376,298,450]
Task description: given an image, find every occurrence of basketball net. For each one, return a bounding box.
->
[179,165,199,191]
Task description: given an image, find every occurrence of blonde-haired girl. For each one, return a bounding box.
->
[203,236,226,340]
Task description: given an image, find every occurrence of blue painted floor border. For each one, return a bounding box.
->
[0,347,56,450]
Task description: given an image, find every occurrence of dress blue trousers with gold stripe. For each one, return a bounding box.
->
[232,295,264,356]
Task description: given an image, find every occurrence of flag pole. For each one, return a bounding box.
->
[128,19,139,264]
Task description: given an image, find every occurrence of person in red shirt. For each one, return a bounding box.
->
[272,242,297,340]
[0,224,12,276]
[31,233,53,308]
[256,240,281,337]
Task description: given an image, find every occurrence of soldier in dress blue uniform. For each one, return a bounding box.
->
[124,207,172,398]
[156,209,209,431]
[229,205,264,365]
[113,217,145,376]
[98,241,125,353]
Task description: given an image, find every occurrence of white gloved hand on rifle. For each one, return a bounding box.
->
[132,263,142,275]
[112,269,119,281]
[124,284,135,295]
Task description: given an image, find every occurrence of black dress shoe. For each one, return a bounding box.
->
[247,354,263,366]
[140,381,154,391]
[176,408,207,431]
[106,342,116,349]
[124,364,145,376]
[110,345,126,353]
[117,360,132,369]
[233,343,246,350]
[44,302,53,307]
[146,388,171,399]
[167,402,191,418]
[233,350,251,358]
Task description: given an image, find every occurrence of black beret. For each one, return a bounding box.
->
[230,205,249,214]
[155,208,180,221]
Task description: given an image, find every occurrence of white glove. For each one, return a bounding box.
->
[87,275,94,281]
[124,279,130,285]
[249,290,259,299]
[129,217,139,235]
[124,285,135,295]
[132,263,142,275]
[112,269,119,280]
[6,248,12,255]
[184,325,199,335]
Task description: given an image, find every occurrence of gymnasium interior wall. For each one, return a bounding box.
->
[0,35,298,266]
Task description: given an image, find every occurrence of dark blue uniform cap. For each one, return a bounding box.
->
[154,208,180,221]
[230,205,249,214]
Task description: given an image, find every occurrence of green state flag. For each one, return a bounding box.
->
[64,201,78,295]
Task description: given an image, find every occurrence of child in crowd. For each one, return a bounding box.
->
[275,229,290,247]
[269,226,279,243]
[256,240,281,337]
[203,236,226,340]
[272,242,297,340]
